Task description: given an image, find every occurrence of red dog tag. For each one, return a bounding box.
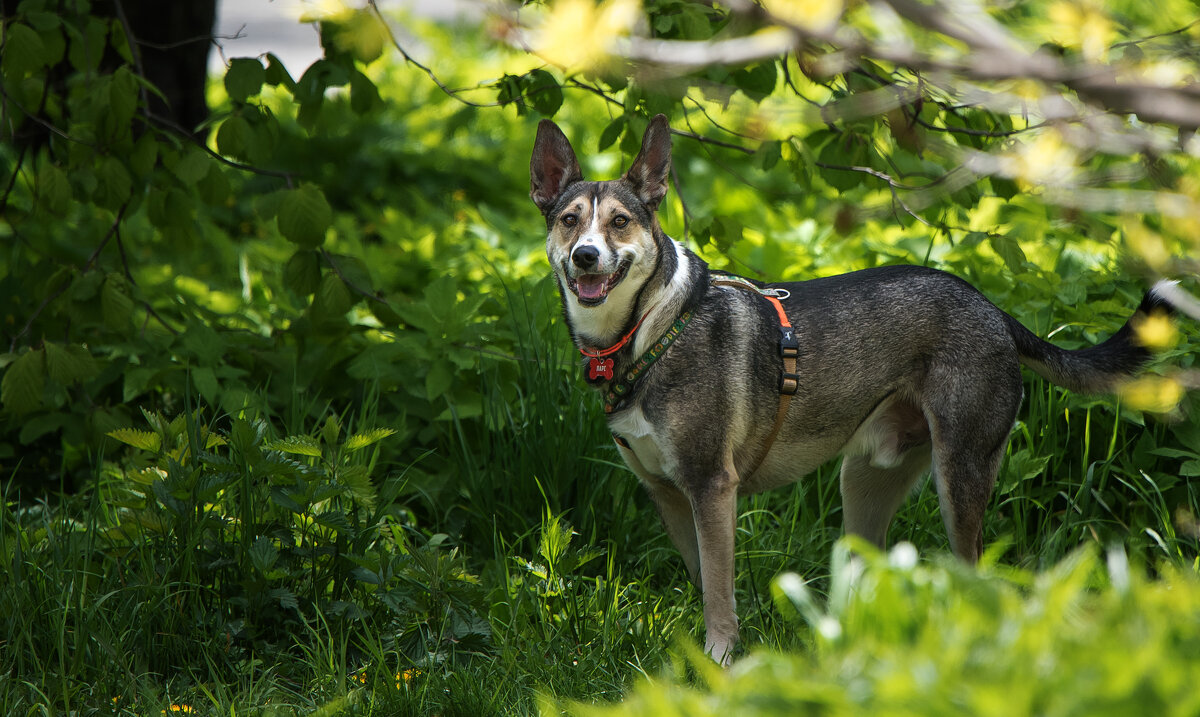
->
[588,357,615,380]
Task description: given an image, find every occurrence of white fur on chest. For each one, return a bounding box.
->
[608,406,674,479]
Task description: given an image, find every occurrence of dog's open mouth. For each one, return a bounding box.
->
[567,260,631,306]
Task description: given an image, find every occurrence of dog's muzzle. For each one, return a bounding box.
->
[565,251,631,306]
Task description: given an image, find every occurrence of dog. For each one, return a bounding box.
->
[530,114,1178,664]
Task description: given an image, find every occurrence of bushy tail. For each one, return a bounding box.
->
[1004,281,1178,394]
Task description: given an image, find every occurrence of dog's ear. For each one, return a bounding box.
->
[624,114,671,211]
[530,120,584,216]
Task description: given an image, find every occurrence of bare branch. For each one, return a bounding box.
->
[594,0,1200,130]
[367,0,495,108]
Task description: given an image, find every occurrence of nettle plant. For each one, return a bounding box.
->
[104,411,394,629]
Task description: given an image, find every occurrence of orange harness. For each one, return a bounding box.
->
[711,276,799,477]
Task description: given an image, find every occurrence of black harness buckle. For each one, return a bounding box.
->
[779,326,799,358]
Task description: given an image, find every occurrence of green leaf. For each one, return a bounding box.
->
[284,250,322,296]
[129,134,159,178]
[170,148,212,185]
[102,274,135,335]
[338,464,377,510]
[147,187,195,230]
[270,587,299,611]
[818,134,870,191]
[2,24,47,77]
[264,53,296,90]
[989,234,1028,273]
[216,114,253,159]
[19,412,69,445]
[106,66,139,137]
[109,14,133,63]
[66,17,107,73]
[425,362,452,401]
[321,415,341,449]
[277,185,332,248]
[599,115,626,152]
[730,61,777,100]
[197,165,231,205]
[107,428,162,452]
[311,273,351,329]
[43,342,98,385]
[523,69,563,117]
[224,57,266,103]
[270,488,306,514]
[350,71,381,114]
[1,348,45,415]
[95,156,132,210]
[496,74,526,115]
[249,536,279,574]
[710,215,743,252]
[758,140,782,171]
[191,365,219,403]
[334,9,388,64]
[343,427,397,452]
[264,435,323,458]
[39,164,71,215]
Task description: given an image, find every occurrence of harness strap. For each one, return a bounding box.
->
[712,277,799,478]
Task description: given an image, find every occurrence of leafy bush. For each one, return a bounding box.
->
[566,542,1200,717]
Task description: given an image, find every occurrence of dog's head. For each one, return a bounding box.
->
[530,115,671,309]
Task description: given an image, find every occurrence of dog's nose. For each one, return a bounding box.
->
[572,245,600,270]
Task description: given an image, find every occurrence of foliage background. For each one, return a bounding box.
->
[1,0,1198,713]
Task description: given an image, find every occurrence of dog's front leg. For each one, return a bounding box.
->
[642,478,702,586]
[689,466,739,666]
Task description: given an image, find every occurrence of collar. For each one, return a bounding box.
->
[601,309,694,413]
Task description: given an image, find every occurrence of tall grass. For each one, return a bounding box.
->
[0,282,1195,715]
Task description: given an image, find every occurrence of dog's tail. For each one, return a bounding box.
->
[1004,280,1181,394]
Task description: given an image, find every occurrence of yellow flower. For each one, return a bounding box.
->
[396,668,419,689]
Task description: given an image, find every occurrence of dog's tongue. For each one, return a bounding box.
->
[577,274,608,300]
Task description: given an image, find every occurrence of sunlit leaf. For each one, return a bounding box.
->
[535,0,641,71]
[107,428,162,452]
[334,9,389,64]
[343,427,397,452]
[264,435,323,458]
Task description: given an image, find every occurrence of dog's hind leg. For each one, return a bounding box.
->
[924,366,1023,562]
[840,445,932,549]
[928,441,1007,562]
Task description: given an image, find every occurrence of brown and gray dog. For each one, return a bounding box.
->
[530,114,1177,664]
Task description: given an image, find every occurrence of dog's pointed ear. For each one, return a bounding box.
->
[624,114,672,211]
[530,120,584,216]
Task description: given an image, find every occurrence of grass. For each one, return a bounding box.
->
[1,280,1197,716]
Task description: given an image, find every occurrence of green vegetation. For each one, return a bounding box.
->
[1,0,1198,714]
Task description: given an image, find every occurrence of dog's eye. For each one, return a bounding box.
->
[561,214,578,227]
[612,215,628,228]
